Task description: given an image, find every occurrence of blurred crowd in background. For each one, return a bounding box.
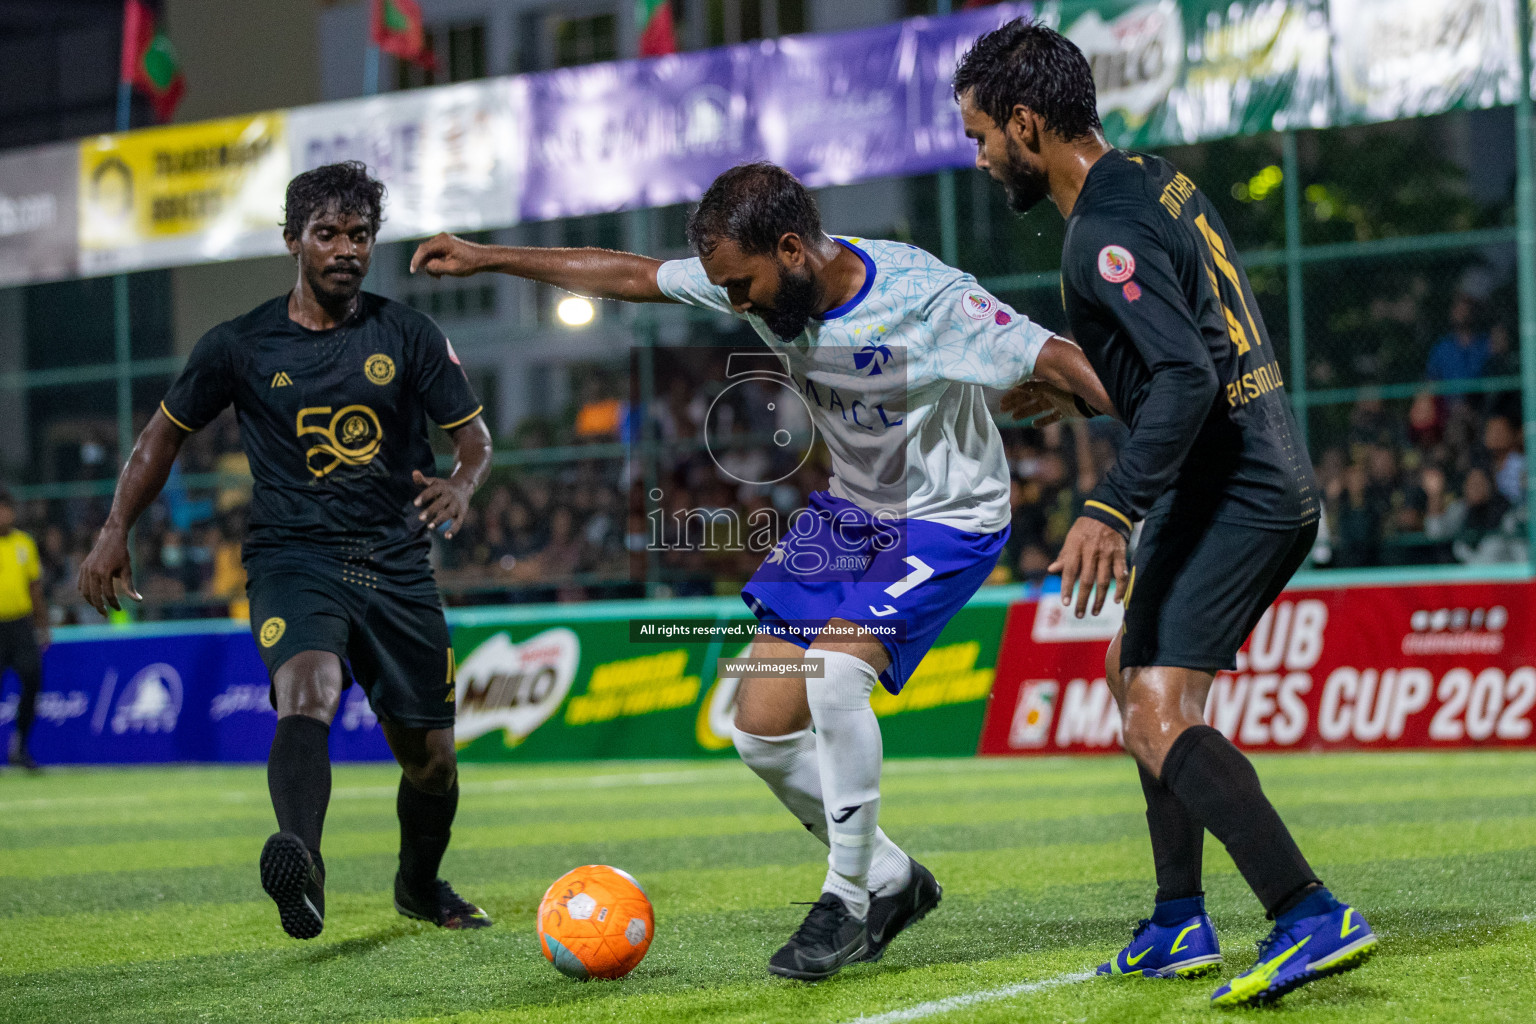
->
[9,289,1528,624]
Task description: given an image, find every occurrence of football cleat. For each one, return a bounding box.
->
[1210,902,1377,1007]
[857,859,942,963]
[767,893,869,981]
[1097,912,1222,979]
[7,733,39,772]
[394,874,493,929]
[260,832,325,940]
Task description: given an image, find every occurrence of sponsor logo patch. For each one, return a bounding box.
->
[994,309,1012,325]
[1098,245,1136,283]
[1122,281,1142,302]
[962,290,996,320]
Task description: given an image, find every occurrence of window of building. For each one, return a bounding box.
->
[395,20,487,90]
[701,0,803,46]
[401,232,496,319]
[554,13,619,67]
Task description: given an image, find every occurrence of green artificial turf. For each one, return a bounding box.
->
[0,752,1532,1023]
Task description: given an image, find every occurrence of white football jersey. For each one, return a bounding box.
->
[656,237,1053,533]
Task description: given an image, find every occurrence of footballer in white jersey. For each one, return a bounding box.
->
[412,162,1114,981]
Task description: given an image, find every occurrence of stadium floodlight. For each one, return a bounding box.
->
[557,296,595,327]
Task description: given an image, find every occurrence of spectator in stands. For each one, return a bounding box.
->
[1406,390,1445,448]
[1326,462,1380,567]
[1482,414,1526,509]
[1426,467,1520,564]
[1426,292,1491,382]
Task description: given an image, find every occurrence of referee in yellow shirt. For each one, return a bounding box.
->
[0,488,49,771]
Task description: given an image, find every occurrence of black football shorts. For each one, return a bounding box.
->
[1119,512,1317,673]
[246,563,456,730]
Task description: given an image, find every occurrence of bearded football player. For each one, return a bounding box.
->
[954,20,1376,1007]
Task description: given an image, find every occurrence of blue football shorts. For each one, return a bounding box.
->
[741,490,1007,694]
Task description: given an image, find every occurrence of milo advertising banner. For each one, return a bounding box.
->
[449,594,1012,762]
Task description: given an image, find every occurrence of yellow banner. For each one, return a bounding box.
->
[78,113,288,271]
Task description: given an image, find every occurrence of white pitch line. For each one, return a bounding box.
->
[845,971,1095,1024]
[328,765,748,801]
[0,765,747,811]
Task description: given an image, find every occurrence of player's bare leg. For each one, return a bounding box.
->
[261,651,344,939]
[383,721,491,929]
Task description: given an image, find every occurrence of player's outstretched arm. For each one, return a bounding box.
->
[78,411,188,613]
[1016,336,1119,422]
[412,416,493,541]
[409,233,674,304]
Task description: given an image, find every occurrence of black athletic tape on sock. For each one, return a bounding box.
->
[1160,725,1320,918]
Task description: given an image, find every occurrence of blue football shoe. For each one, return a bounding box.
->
[1097,912,1222,979]
[1211,898,1377,1007]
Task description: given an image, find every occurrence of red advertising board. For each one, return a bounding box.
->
[979,580,1536,755]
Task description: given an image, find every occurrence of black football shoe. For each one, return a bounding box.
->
[394,874,493,929]
[259,832,325,940]
[767,893,869,981]
[858,858,943,963]
[7,733,39,772]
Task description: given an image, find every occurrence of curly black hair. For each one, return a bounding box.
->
[952,19,1102,142]
[282,161,386,239]
[686,162,823,258]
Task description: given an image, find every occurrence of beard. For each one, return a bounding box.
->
[759,263,819,340]
[1000,135,1051,214]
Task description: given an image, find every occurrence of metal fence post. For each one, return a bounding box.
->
[1517,2,1536,564]
[627,207,665,597]
[1282,131,1307,453]
[936,0,960,268]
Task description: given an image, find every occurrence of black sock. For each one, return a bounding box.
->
[1138,762,1204,903]
[267,715,332,857]
[15,665,41,745]
[398,774,458,895]
[1161,725,1320,918]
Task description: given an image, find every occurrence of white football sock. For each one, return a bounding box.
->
[806,649,885,919]
[731,726,829,843]
[732,725,913,897]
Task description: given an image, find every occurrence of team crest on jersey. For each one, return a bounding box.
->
[853,343,892,376]
[259,617,286,648]
[961,291,996,320]
[1098,245,1136,283]
[364,353,396,385]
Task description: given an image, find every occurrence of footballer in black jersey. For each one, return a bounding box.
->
[954,21,1376,1006]
[80,162,495,939]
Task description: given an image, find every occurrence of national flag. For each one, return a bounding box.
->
[119,0,185,123]
[371,0,437,71]
[636,0,678,57]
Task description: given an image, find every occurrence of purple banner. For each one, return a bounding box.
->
[3,627,392,764]
[517,4,1031,221]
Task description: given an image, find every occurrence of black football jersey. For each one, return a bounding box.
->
[1061,150,1318,535]
[161,292,482,590]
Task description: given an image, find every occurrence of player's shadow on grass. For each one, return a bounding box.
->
[299,923,416,963]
